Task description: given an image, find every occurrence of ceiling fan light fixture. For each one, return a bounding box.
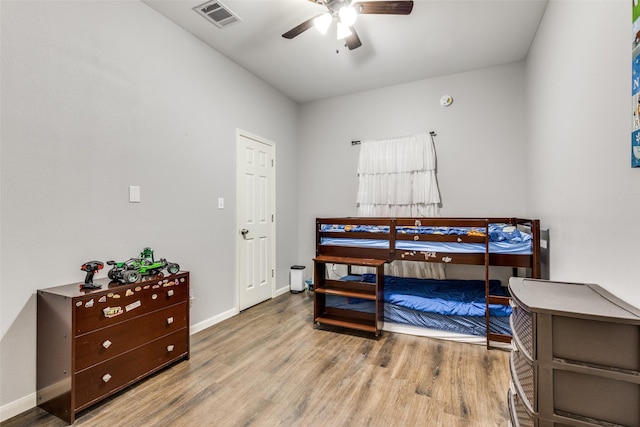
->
[338,6,357,27]
[336,21,352,40]
[282,0,414,49]
[313,12,332,35]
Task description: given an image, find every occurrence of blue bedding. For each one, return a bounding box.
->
[320,223,533,255]
[355,274,511,317]
[325,295,512,336]
[384,304,511,336]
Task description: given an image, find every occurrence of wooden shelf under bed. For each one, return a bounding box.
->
[313,255,386,337]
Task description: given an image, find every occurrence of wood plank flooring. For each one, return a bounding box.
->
[2,291,511,427]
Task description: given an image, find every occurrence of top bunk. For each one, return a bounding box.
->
[316,217,544,278]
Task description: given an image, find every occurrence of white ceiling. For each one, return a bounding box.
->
[143,0,548,103]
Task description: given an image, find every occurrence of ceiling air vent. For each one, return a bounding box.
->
[193,0,241,29]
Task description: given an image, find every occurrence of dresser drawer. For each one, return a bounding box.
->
[74,276,188,335]
[75,303,187,371]
[553,369,640,427]
[510,301,534,360]
[510,343,535,412]
[551,316,639,372]
[508,385,535,427]
[74,329,188,410]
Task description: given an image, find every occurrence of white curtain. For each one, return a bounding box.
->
[356,132,445,279]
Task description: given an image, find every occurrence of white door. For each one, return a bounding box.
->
[236,131,275,311]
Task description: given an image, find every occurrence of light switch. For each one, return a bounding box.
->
[218,197,224,209]
[129,186,140,203]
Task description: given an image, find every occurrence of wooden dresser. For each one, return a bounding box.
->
[508,277,640,427]
[37,271,190,424]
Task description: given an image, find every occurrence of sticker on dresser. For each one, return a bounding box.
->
[103,306,123,318]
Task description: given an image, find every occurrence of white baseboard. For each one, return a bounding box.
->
[190,307,238,335]
[192,288,289,336]
[0,392,36,423]
[274,286,290,297]
[191,287,293,335]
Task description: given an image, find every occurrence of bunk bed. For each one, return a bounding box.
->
[312,217,545,348]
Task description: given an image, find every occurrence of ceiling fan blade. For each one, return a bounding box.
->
[282,14,322,39]
[353,1,414,15]
[344,27,362,50]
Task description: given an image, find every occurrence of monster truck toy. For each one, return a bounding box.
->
[106,258,141,284]
[107,247,180,284]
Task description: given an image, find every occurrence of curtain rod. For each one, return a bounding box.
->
[351,131,437,145]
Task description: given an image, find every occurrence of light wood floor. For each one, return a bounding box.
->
[3,291,511,427]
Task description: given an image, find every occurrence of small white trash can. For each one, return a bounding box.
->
[290,265,306,293]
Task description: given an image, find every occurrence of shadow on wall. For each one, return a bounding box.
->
[541,229,551,280]
[1,295,37,420]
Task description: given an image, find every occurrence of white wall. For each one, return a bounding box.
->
[3,0,638,421]
[297,62,529,273]
[0,0,298,413]
[525,0,640,308]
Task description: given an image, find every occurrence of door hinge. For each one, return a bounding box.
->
[271,159,274,167]
[271,214,274,222]
[272,269,274,277]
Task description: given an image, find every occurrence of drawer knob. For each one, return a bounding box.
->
[102,340,112,349]
[167,317,174,325]
[167,290,175,297]
[167,345,175,352]
[102,373,112,383]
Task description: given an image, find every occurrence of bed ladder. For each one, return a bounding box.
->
[486,295,511,348]
[313,255,386,337]
[485,219,513,349]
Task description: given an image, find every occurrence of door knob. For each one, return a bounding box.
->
[240,229,249,239]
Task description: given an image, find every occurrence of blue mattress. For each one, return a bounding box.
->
[320,237,531,255]
[355,274,511,317]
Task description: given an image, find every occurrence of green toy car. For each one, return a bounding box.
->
[107,247,180,284]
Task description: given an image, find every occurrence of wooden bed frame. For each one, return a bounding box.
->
[313,217,545,348]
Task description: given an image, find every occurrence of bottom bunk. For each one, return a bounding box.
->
[324,274,512,346]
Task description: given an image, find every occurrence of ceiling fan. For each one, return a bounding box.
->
[282,0,414,51]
